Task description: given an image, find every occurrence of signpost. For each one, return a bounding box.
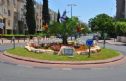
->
[86,39,94,57]
[12,36,15,49]
[103,33,107,48]
[64,48,74,56]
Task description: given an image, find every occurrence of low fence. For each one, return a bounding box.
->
[117,36,126,43]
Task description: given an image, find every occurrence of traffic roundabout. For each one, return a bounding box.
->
[0,50,125,69]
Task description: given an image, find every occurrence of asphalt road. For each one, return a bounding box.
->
[0,43,26,52]
[101,43,126,55]
[0,38,126,81]
[0,58,126,81]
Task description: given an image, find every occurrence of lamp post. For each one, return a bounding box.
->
[67,4,77,40]
[67,4,77,18]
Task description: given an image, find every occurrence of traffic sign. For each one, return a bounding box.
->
[86,39,94,47]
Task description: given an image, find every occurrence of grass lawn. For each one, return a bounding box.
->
[6,47,121,61]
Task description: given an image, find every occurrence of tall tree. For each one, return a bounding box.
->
[88,13,114,37]
[42,0,50,25]
[57,10,60,22]
[26,0,36,34]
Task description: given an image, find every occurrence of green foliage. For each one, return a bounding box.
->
[115,22,126,36]
[48,17,79,44]
[114,18,126,22]
[35,32,48,37]
[89,14,114,37]
[26,0,36,34]
[49,17,78,35]
[42,0,50,25]
[1,34,25,36]
[80,23,90,34]
[7,47,120,61]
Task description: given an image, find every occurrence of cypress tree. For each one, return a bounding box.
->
[42,0,50,25]
[26,0,36,34]
[57,10,60,22]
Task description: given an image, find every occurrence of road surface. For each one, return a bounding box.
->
[0,37,126,81]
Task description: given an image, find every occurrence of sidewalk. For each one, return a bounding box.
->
[0,39,35,44]
[99,39,126,46]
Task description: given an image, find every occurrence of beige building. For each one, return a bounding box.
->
[0,0,9,34]
[34,2,43,33]
[0,0,25,34]
[34,2,58,33]
[0,0,57,34]
[16,0,26,34]
[49,9,57,22]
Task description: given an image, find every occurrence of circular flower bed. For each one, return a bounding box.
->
[25,42,101,55]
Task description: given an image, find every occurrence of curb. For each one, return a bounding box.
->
[3,51,125,65]
[98,41,126,46]
[107,42,126,46]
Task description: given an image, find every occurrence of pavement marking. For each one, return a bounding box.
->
[51,68,61,70]
[33,66,51,70]
[2,61,17,66]
[61,68,72,70]
[72,68,92,70]
[17,64,33,68]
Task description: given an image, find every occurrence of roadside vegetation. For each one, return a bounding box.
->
[7,47,120,61]
[89,13,126,38]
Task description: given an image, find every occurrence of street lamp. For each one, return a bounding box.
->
[67,4,77,18]
[67,4,77,40]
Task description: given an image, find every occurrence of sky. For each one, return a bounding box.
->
[36,0,116,23]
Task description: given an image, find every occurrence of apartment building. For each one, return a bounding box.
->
[0,0,25,34]
[116,0,125,18]
[116,0,126,19]
[0,0,57,34]
[0,0,9,34]
[35,2,58,33]
[49,9,57,22]
[34,2,43,33]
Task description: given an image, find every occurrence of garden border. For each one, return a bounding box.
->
[3,51,124,65]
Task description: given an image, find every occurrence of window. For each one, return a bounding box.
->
[7,0,9,5]
[13,0,16,7]
[0,0,4,5]
[4,8,6,14]
[8,10,10,16]
[8,20,10,26]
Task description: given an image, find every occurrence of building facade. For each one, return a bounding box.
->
[0,0,8,34]
[35,2,43,33]
[49,9,57,22]
[0,0,57,34]
[116,0,126,18]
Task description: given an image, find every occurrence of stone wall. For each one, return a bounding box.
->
[117,36,126,43]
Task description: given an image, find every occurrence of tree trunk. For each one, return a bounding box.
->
[62,36,68,45]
